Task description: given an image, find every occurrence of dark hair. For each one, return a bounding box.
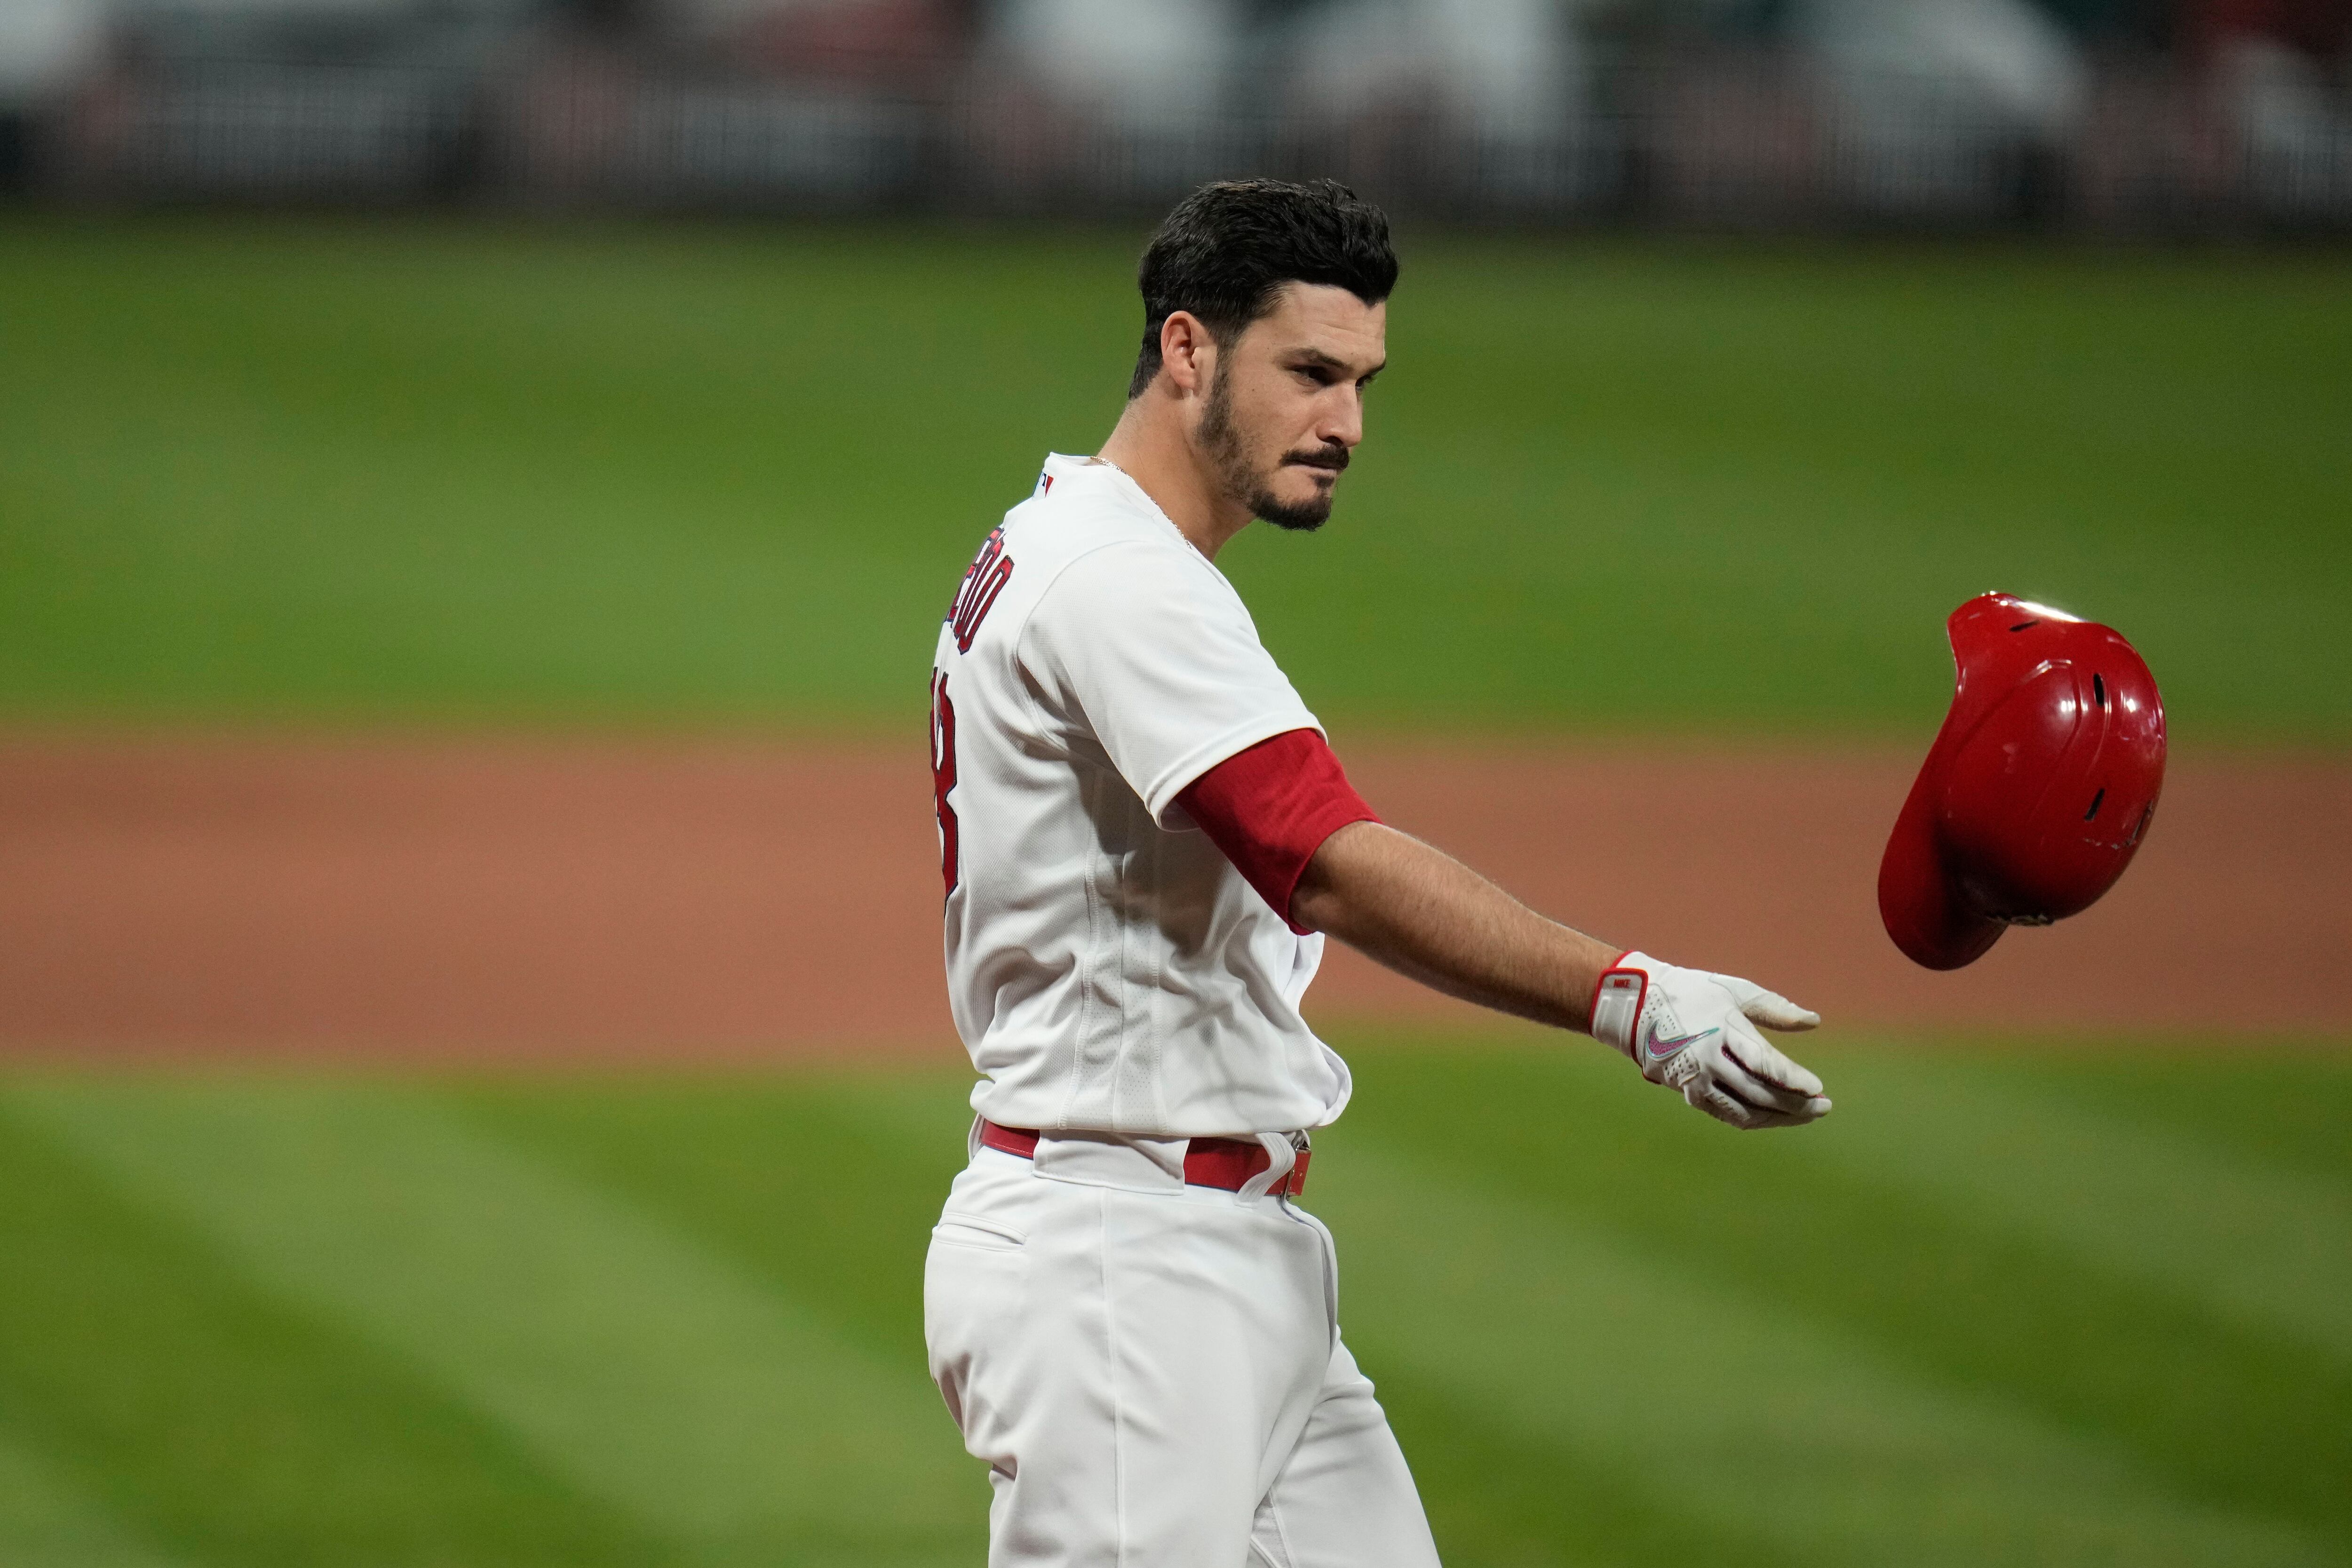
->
[1128,179,1398,399]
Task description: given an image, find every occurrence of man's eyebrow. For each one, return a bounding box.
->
[1287,346,1387,379]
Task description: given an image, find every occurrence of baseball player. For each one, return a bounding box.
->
[925,179,1832,1567]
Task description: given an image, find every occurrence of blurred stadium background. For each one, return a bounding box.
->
[0,0,2348,226]
[2,2,2350,1566]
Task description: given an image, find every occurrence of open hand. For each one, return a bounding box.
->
[1589,952,1832,1130]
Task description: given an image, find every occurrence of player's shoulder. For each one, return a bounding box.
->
[958,454,1251,665]
[1003,454,1200,577]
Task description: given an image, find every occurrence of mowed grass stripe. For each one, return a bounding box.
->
[1355,1371,1818,1568]
[1311,1146,2339,1568]
[1991,1049,2352,1191]
[442,1073,976,1374]
[1808,1050,2352,1364]
[0,1102,659,1568]
[4,222,2345,734]
[7,1078,981,1568]
[1327,1042,2352,1546]
[0,1432,186,1568]
[8,1047,2344,1568]
[0,224,1109,723]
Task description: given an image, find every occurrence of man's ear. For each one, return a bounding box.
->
[1159,311,1216,398]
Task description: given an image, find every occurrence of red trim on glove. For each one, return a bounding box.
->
[1589,963,1646,1038]
[1177,729,1381,934]
[1589,949,1636,1030]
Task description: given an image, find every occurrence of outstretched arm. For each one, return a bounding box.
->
[1175,730,1833,1128]
[1289,820,1834,1130]
[1289,820,1620,1030]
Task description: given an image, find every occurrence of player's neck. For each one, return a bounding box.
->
[1097,399,1252,561]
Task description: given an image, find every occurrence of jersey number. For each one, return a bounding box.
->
[930,670,960,899]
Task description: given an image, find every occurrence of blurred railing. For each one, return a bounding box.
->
[12,36,2351,231]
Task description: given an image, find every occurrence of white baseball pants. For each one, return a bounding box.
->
[923,1134,1443,1568]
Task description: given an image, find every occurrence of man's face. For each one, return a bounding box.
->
[1196,282,1387,533]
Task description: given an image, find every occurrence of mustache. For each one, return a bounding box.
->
[1283,444,1351,473]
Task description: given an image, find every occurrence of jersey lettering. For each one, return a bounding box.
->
[947,528,1016,653]
[930,669,961,898]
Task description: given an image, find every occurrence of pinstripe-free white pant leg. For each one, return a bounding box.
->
[1246,1331,1438,1568]
[924,1144,1439,1568]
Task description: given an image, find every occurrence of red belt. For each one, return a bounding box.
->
[979,1119,1310,1198]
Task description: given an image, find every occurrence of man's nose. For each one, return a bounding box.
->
[1319,388,1365,449]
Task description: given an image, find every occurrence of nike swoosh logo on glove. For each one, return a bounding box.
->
[1644,1023,1719,1061]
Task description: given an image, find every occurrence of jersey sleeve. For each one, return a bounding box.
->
[1176,728,1381,933]
[1019,540,1322,823]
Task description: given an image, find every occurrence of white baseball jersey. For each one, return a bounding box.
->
[929,452,1354,1138]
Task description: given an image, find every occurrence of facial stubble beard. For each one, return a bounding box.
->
[1198,355,1337,534]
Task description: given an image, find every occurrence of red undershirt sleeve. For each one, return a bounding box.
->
[1176,728,1382,935]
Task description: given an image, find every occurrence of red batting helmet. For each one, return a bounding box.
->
[1879,592,2167,971]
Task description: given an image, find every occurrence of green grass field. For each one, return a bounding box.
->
[1,217,2346,738]
[1,1040,2346,1568]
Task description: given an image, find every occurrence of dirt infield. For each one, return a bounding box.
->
[1,734,2342,1062]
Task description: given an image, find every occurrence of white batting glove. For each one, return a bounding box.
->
[1588,951,1832,1130]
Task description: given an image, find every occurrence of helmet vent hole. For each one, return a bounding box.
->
[2010,620,2040,632]
[2092,673,2106,708]
[2084,788,2106,822]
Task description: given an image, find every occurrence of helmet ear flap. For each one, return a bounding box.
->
[1879,594,2166,971]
